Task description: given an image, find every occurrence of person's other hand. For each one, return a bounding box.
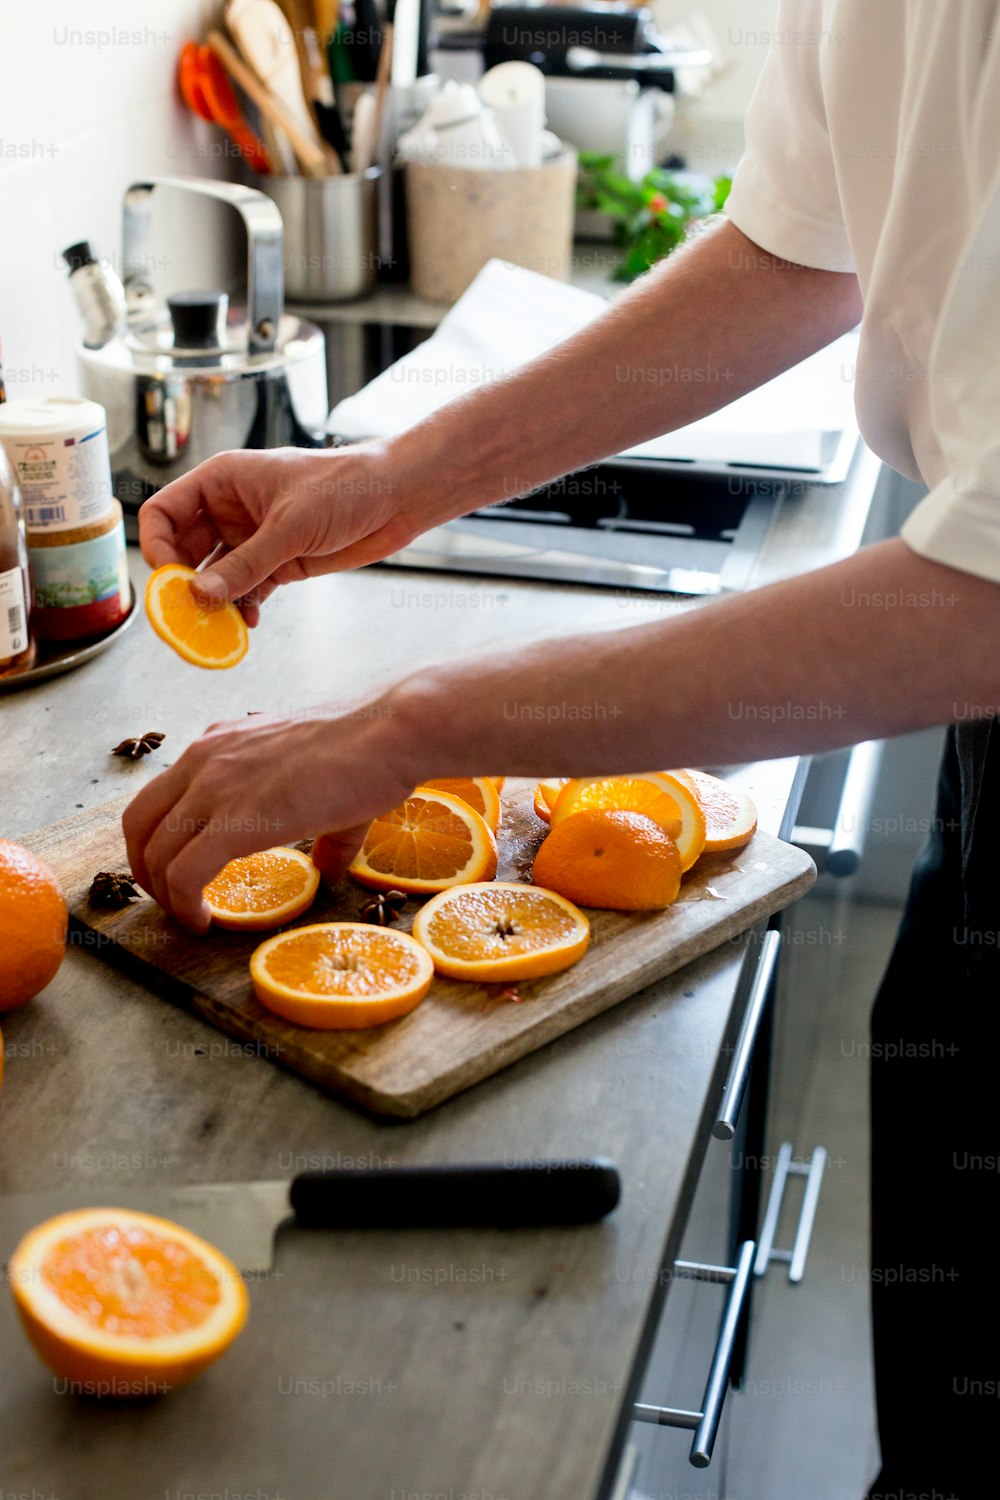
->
[138,444,417,625]
[122,699,417,931]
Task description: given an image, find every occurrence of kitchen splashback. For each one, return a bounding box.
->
[0,1,242,403]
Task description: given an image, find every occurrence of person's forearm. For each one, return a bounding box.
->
[386,541,1000,778]
[390,220,862,526]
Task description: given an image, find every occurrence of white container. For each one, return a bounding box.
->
[406,148,578,304]
[0,396,114,535]
[478,62,546,169]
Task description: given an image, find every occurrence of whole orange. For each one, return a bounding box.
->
[0,840,68,1011]
[531,809,682,911]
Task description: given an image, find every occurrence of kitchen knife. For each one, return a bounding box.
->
[0,1160,621,1275]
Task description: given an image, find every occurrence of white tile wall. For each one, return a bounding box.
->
[0,0,253,403]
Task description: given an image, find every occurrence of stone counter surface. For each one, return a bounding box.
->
[0,494,870,1500]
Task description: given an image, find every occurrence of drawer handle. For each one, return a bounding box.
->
[792,739,883,877]
[633,1239,755,1468]
[713,930,781,1141]
[754,1142,827,1283]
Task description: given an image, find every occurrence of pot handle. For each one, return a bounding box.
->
[121,176,283,354]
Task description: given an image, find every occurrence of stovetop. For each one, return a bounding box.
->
[318,318,787,597]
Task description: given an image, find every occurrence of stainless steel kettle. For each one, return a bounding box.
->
[75,177,329,536]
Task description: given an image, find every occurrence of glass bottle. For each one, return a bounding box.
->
[0,441,36,678]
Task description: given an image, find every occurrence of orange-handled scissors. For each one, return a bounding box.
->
[177,41,272,175]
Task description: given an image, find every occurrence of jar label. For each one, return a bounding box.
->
[0,565,28,658]
[29,519,128,613]
[2,424,114,533]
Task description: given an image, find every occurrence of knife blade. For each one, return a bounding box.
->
[0,1160,621,1275]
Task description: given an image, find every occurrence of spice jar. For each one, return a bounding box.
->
[27,500,130,643]
[0,443,35,678]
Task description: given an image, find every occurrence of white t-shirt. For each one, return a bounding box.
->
[725,0,1000,583]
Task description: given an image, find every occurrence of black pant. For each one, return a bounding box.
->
[868,722,999,1499]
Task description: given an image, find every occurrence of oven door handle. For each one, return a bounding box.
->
[793,739,883,877]
[633,1239,756,1467]
[713,930,781,1141]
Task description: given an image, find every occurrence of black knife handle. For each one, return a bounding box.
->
[289,1159,621,1228]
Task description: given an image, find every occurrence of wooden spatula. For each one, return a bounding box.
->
[226,0,330,167]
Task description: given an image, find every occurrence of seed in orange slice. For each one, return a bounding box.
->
[420,777,502,832]
[532,778,568,824]
[349,788,498,895]
[532,809,682,911]
[202,846,319,931]
[411,882,590,982]
[145,564,248,670]
[9,1208,248,1394]
[250,921,433,1028]
[683,770,758,853]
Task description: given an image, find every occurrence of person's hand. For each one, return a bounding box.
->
[122,697,419,932]
[138,444,421,625]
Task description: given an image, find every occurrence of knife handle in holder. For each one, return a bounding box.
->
[289,1159,621,1228]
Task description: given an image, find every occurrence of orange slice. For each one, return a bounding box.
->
[683,770,758,853]
[532,809,682,910]
[532,777,568,824]
[145,564,248,670]
[420,777,502,833]
[411,882,590,982]
[349,789,498,895]
[250,922,433,1028]
[9,1208,248,1394]
[551,773,705,872]
[488,777,506,792]
[202,846,319,931]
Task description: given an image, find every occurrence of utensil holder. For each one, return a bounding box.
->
[405,148,578,305]
[261,168,381,303]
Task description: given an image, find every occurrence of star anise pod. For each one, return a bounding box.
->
[360,890,408,926]
[111,731,166,760]
[89,871,142,910]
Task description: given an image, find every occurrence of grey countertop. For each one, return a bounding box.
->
[0,286,884,1499]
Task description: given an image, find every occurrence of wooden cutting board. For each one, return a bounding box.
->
[22,783,815,1117]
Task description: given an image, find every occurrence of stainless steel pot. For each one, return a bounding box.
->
[76,177,329,531]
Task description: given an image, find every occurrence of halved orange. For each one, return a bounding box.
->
[202,846,319,931]
[250,922,433,1028]
[9,1207,248,1394]
[551,773,705,872]
[411,882,590,982]
[145,564,248,670]
[532,778,568,824]
[349,788,498,895]
[551,774,681,837]
[420,777,502,833]
[532,809,682,911]
[684,770,758,853]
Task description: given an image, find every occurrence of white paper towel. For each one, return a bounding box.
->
[328,259,858,471]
